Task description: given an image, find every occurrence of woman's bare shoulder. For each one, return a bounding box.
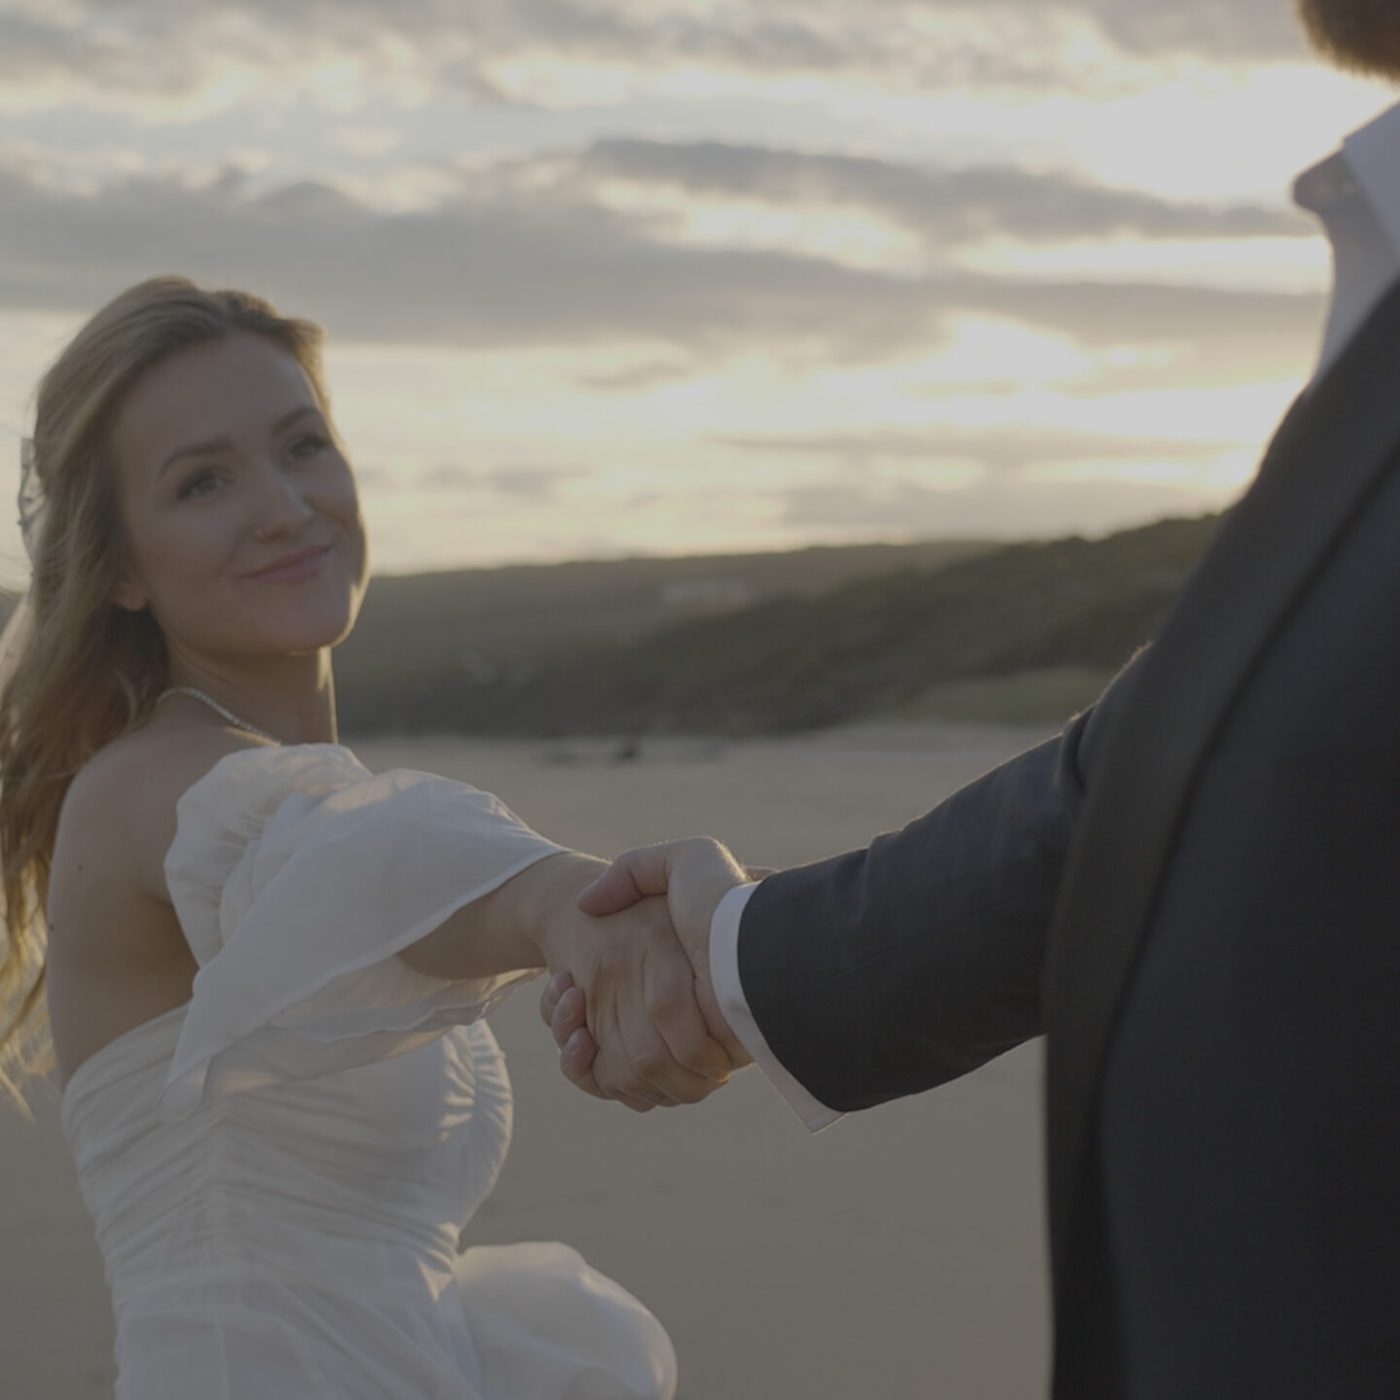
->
[46,728,279,1086]
[59,724,278,905]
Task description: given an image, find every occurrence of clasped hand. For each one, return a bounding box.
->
[537,838,766,1112]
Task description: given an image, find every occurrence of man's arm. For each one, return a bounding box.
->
[546,646,1148,1111]
[730,648,1148,1115]
[736,720,1083,1113]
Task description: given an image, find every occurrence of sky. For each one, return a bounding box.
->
[0,1,1395,580]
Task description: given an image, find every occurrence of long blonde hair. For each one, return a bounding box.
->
[0,276,333,1114]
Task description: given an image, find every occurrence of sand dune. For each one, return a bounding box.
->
[2,723,1055,1400]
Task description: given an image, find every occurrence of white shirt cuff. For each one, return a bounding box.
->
[709,882,843,1133]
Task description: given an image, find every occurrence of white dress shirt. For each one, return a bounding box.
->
[708,98,1400,1133]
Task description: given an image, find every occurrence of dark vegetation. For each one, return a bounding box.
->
[331,513,1224,736]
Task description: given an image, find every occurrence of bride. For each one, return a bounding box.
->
[0,275,736,1398]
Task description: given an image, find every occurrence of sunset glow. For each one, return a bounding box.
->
[1,2,1396,577]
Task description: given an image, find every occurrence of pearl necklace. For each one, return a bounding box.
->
[156,686,284,745]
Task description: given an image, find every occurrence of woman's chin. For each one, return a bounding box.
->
[247,600,358,656]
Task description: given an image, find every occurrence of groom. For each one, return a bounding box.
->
[543,2,1400,1396]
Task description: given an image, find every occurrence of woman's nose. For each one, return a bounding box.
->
[250,462,314,537]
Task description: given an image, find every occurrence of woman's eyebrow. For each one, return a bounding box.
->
[157,405,322,480]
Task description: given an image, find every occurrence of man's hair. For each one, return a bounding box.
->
[1296,0,1400,80]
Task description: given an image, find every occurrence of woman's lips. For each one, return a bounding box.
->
[248,544,332,581]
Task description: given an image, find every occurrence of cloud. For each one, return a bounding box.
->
[773,473,1229,539]
[576,358,700,390]
[0,155,1323,374]
[0,0,1314,119]
[580,139,1312,244]
[418,461,578,496]
[1079,0,1307,60]
[0,3,878,112]
[490,464,578,496]
[716,426,1238,474]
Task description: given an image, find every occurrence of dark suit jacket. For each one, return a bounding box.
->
[737,278,1400,1398]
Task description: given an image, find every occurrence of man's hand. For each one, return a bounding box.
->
[539,839,768,1090]
[534,869,737,1112]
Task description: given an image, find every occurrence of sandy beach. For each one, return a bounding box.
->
[2,721,1057,1399]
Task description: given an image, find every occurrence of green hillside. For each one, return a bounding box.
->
[333,537,998,688]
[337,512,1225,736]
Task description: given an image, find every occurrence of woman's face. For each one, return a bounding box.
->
[109,331,369,667]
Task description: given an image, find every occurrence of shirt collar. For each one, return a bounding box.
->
[1292,100,1400,389]
[1339,99,1400,253]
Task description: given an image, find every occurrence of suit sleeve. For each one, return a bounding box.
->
[733,647,1146,1115]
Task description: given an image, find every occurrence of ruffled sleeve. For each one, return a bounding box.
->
[156,743,569,1123]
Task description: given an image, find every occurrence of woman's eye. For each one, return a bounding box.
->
[290,434,329,459]
[177,437,329,500]
[178,471,218,500]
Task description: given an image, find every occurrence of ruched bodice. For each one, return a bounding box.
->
[56,744,676,1399]
[61,1009,511,1307]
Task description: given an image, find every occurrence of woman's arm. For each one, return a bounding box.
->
[398,850,734,1109]
[395,850,605,981]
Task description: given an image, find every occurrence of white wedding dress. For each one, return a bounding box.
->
[57,743,678,1399]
